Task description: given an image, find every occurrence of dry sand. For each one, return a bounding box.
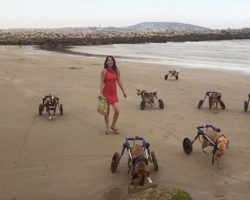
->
[0,46,250,200]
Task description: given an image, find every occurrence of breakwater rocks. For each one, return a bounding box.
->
[0,29,250,46]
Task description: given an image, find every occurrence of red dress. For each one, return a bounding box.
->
[103,70,118,105]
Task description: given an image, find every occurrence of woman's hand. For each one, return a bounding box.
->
[100,89,104,97]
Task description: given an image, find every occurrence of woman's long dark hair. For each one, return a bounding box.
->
[104,56,118,71]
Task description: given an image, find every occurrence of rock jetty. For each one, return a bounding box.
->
[0,28,250,46]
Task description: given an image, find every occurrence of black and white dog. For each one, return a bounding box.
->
[42,94,59,119]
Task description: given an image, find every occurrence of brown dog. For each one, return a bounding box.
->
[209,92,222,112]
[202,128,229,165]
[128,143,149,186]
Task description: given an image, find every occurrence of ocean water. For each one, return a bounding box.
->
[71,39,250,73]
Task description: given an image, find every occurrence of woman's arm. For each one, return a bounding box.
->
[117,69,127,98]
[100,69,106,96]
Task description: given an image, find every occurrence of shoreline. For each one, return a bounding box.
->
[35,45,142,60]
[35,44,250,75]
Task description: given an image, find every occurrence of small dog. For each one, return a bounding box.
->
[137,89,156,105]
[209,92,222,111]
[165,70,179,80]
[202,128,229,166]
[43,95,59,119]
[128,143,149,186]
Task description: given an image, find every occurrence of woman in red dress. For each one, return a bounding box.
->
[100,56,127,134]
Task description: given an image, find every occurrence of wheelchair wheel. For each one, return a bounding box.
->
[151,151,159,171]
[39,104,43,116]
[59,104,63,115]
[140,100,146,110]
[197,99,204,109]
[164,74,168,80]
[158,99,164,109]
[183,137,193,155]
[244,101,248,112]
[219,100,225,110]
[111,152,120,173]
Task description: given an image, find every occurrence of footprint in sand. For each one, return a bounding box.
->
[214,194,226,200]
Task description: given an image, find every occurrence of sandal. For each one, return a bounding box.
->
[105,130,111,135]
[111,127,119,134]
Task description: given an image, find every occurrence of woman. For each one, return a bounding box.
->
[100,56,127,134]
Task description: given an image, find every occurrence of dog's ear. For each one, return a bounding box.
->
[226,139,230,148]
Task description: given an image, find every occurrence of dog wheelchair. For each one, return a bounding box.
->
[111,136,158,179]
[197,91,225,110]
[164,70,179,80]
[183,124,221,165]
[39,94,63,119]
[137,89,164,110]
[244,93,250,112]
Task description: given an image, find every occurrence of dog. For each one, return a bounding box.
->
[137,89,157,106]
[128,143,149,186]
[43,95,59,119]
[202,128,229,166]
[164,70,179,80]
[209,92,222,111]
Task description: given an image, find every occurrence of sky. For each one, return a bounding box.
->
[0,0,250,29]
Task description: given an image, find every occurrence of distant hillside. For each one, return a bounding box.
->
[1,22,209,32]
[126,22,209,32]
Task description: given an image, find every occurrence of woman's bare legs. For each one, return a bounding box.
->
[111,103,120,132]
[104,104,110,132]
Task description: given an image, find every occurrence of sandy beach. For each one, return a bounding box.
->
[0,46,250,200]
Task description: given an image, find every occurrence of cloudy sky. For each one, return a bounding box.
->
[0,0,249,29]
